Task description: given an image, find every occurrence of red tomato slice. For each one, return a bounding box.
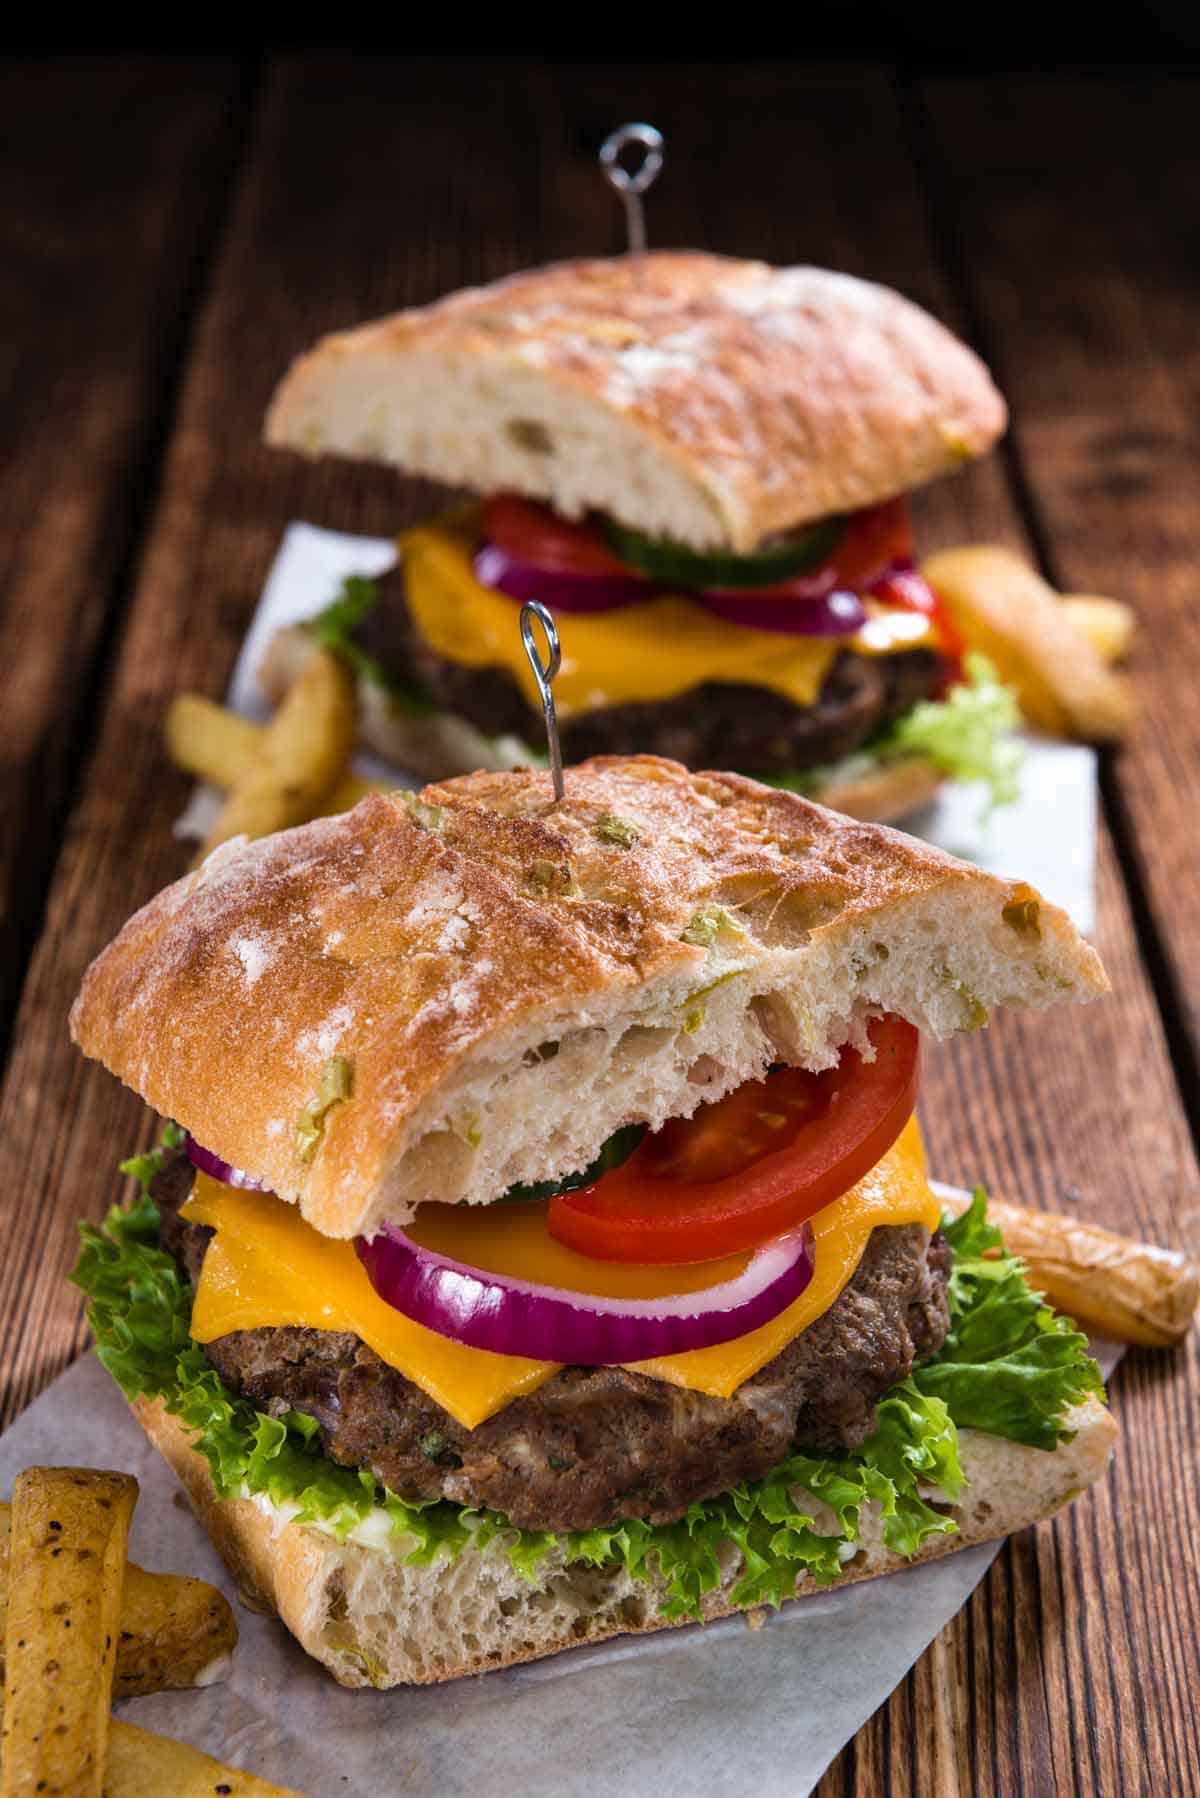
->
[483,495,636,579]
[695,498,915,604]
[548,1015,920,1264]
[827,497,914,592]
[872,568,967,687]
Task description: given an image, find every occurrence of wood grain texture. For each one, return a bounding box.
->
[0,56,1195,1798]
[915,75,1200,1083]
[0,57,250,1052]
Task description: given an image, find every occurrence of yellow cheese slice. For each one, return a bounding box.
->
[181,1118,939,1429]
[400,518,934,721]
[630,1116,938,1396]
[183,1178,558,1430]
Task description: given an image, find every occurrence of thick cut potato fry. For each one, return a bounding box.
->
[1,1467,137,1798]
[102,1721,302,1797]
[941,1193,1198,1347]
[0,1506,236,1697]
[198,649,358,860]
[111,1564,236,1698]
[166,693,385,821]
[1061,594,1136,665]
[166,696,263,789]
[921,545,1134,741]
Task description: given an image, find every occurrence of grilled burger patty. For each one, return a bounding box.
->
[155,1157,951,1533]
[358,568,946,776]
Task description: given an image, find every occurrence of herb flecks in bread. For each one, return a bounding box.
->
[265,254,1006,553]
[70,758,1105,1239]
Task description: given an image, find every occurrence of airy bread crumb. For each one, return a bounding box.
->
[264,253,1006,552]
[72,758,1106,1239]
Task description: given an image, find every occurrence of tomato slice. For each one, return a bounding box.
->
[714,498,912,604]
[826,497,914,592]
[872,568,967,687]
[548,1015,920,1264]
[483,495,636,579]
[484,494,915,599]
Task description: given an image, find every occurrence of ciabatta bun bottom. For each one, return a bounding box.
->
[134,1393,1115,1689]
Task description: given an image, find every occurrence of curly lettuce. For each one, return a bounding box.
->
[764,655,1024,814]
[885,654,1024,809]
[912,1190,1103,1449]
[72,1155,1101,1619]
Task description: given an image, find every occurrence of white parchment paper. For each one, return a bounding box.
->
[187,523,1099,935]
[0,1241,1122,1798]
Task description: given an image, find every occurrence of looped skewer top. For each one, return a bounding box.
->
[520,600,565,802]
[599,123,664,255]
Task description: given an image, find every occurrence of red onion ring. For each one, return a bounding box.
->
[354,1221,815,1363]
[474,543,655,615]
[696,587,867,636]
[184,1134,264,1191]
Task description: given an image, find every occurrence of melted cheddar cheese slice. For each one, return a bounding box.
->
[181,1118,939,1430]
[630,1116,938,1396]
[401,517,935,721]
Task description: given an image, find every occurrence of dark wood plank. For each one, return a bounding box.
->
[0,57,1194,1796]
[0,55,251,1054]
[912,73,1200,1092]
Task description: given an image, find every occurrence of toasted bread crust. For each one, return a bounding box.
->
[814,755,944,824]
[71,758,1107,1238]
[265,254,1006,551]
[135,1392,1116,1688]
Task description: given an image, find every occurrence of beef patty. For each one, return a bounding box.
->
[359,567,946,776]
[156,1156,950,1533]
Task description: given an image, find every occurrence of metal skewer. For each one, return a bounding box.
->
[520,600,565,802]
[599,123,664,255]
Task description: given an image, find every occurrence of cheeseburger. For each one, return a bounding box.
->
[262,254,1018,821]
[72,758,1114,1685]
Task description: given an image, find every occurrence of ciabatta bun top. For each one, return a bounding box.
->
[265,253,1006,552]
[71,758,1104,1239]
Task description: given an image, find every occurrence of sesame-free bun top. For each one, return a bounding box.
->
[264,254,1006,553]
[71,758,1103,1240]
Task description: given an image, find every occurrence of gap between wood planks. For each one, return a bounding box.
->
[892,68,1200,1167]
[0,56,264,1081]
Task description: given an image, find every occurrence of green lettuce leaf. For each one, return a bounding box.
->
[761,655,1024,814]
[306,575,436,718]
[72,1154,1102,1619]
[497,1124,647,1206]
[911,1189,1104,1449]
[884,653,1023,809]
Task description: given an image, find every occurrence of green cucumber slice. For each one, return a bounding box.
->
[604,514,847,590]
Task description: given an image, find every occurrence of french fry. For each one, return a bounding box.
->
[921,545,1134,741]
[111,1564,237,1698]
[198,648,358,860]
[166,693,386,821]
[1061,594,1136,666]
[102,1721,301,1797]
[166,696,263,790]
[940,1193,1199,1347]
[0,1505,237,1698]
[1,1467,137,1798]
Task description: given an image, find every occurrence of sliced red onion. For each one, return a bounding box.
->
[184,1134,264,1191]
[697,587,867,636]
[474,543,654,615]
[355,1221,815,1362]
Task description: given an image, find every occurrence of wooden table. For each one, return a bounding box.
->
[2,56,1197,1795]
